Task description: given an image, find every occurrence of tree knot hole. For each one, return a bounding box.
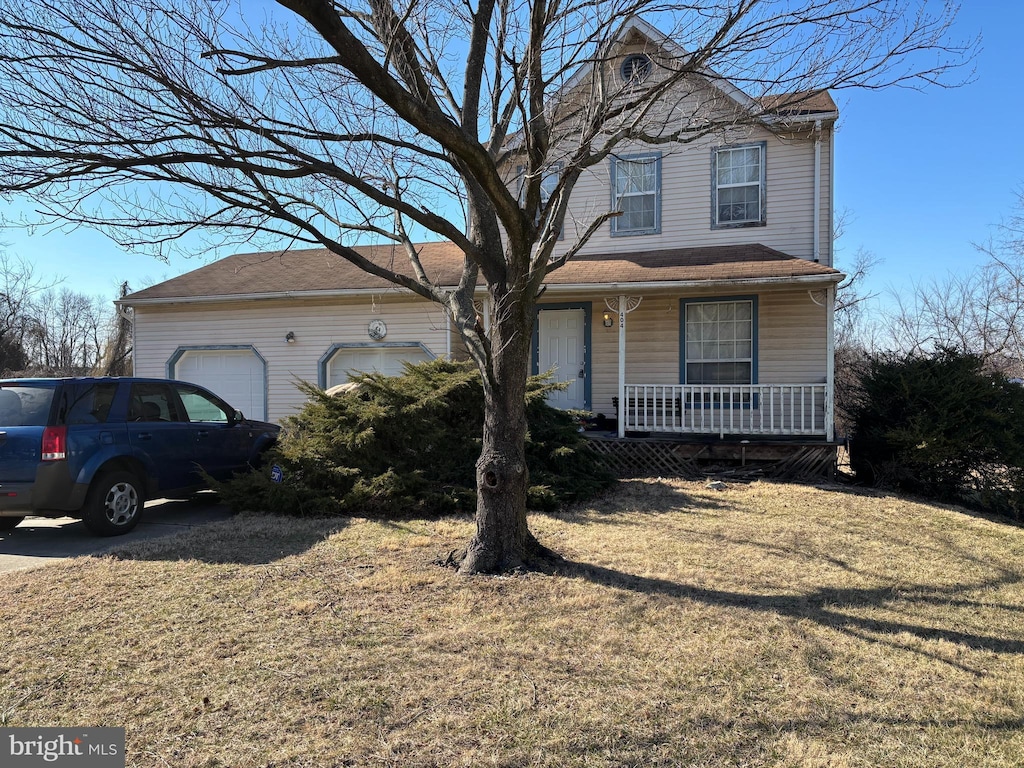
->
[485,471,498,487]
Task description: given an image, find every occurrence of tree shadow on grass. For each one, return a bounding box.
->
[553,478,735,525]
[815,478,1024,530]
[108,513,352,566]
[555,558,1024,666]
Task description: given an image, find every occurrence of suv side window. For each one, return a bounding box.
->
[0,384,55,427]
[66,383,119,425]
[175,385,231,423]
[128,383,185,422]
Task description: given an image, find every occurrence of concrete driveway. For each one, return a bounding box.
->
[0,497,234,574]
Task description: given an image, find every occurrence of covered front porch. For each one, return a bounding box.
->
[601,283,837,442]
[527,244,845,452]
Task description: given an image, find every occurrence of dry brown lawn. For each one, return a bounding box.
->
[2,479,1023,767]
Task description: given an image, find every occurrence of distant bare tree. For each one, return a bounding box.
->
[23,288,112,375]
[881,241,1024,377]
[0,0,975,572]
[835,247,881,346]
[0,252,59,374]
[832,246,881,438]
[98,282,134,376]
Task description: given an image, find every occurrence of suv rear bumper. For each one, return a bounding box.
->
[0,482,36,515]
[0,462,89,515]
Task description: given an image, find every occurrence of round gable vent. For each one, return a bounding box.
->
[620,53,653,83]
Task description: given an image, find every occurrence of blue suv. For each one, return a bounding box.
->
[0,377,279,535]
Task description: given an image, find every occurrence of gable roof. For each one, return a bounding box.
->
[553,17,837,126]
[123,242,842,306]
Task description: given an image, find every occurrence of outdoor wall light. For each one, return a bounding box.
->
[603,312,614,328]
[285,331,296,343]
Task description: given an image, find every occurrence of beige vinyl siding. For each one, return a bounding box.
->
[551,125,832,265]
[133,295,450,422]
[543,287,827,418]
[757,289,828,384]
[822,124,834,265]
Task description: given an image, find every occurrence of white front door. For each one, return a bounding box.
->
[537,309,586,410]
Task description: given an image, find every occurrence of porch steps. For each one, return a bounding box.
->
[585,435,837,480]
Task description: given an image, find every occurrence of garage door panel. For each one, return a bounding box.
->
[174,349,265,421]
[327,346,432,388]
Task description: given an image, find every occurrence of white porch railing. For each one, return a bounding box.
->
[621,384,829,437]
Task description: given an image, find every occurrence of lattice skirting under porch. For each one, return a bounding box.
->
[586,437,837,481]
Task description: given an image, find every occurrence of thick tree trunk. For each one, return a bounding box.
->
[459,290,541,574]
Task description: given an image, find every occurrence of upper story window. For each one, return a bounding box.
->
[712,142,766,228]
[610,153,661,236]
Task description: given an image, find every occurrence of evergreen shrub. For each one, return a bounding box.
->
[849,349,1024,518]
[214,359,615,517]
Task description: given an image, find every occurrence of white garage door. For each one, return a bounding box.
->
[327,346,432,387]
[174,349,266,421]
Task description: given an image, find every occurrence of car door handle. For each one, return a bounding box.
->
[135,432,152,441]
[196,430,209,438]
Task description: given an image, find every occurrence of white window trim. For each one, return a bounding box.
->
[711,142,767,229]
[681,297,757,385]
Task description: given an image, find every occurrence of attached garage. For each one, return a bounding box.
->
[321,344,434,388]
[170,347,267,421]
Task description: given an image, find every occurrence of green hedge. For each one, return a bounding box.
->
[849,349,1024,518]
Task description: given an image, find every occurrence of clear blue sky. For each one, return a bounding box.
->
[834,3,1023,301]
[1,3,1017,304]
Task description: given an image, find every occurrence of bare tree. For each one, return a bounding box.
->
[835,247,881,346]
[23,288,112,375]
[832,246,881,438]
[97,282,134,377]
[0,252,59,374]
[880,228,1024,376]
[0,0,974,572]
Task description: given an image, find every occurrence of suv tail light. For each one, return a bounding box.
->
[41,426,67,461]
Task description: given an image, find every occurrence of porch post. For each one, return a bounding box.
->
[825,283,835,441]
[618,293,626,438]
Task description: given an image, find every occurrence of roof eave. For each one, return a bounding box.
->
[121,271,843,308]
[537,273,844,294]
[118,286,415,307]
[762,110,839,126]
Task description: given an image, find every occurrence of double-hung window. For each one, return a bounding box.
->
[611,153,661,235]
[683,298,756,407]
[712,142,766,227]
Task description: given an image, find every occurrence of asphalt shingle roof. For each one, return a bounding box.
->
[124,242,841,303]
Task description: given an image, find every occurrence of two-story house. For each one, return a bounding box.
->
[122,19,842,471]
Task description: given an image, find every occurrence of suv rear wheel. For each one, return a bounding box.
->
[0,517,24,531]
[82,471,144,536]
